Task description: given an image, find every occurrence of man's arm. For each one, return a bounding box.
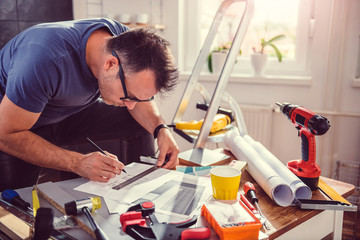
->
[0,95,124,182]
[128,101,179,168]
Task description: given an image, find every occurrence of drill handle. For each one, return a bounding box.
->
[300,128,316,163]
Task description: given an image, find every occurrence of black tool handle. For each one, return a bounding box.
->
[300,128,316,163]
[34,208,54,240]
[243,182,258,204]
[82,207,110,240]
[1,189,31,211]
[196,103,234,122]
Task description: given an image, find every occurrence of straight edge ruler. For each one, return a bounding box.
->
[318,178,351,204]
[112,165,158,190]
[295,178,358,212]
[0,199,76,240]
[296,199,357,211]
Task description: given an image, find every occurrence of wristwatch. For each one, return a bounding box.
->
[153,124,170,139]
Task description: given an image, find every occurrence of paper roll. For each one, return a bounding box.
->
[243,135,312,200]
[224,130,294,206]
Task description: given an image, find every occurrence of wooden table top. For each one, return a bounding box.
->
[213,148,356,239]
[239,170,355,239]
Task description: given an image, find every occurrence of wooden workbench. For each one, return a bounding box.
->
[213,148,356,239]
[238,169,355,239]
[5,157,356,240]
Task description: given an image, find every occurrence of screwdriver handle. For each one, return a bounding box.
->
[243,182,258,203]
[1,189,31,211]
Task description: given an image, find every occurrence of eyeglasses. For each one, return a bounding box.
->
[112,51,155,102]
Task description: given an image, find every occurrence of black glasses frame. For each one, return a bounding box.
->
[111,51,155,102]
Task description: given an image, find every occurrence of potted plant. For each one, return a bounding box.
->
[207,42,240,75]
[251,34,285,76]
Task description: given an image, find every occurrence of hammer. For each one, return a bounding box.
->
[65,197,109,240]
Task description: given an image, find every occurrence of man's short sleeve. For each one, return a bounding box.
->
[6,44,59,113]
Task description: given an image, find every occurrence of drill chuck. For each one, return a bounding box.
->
[276,102,294,119]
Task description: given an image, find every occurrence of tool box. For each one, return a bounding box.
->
[201,198,261,240]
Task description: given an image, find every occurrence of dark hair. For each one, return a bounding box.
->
[106,28,179,93]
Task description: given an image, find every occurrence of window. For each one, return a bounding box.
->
[181,0,313,77]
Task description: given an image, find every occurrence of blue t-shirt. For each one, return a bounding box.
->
[0,18,128,129]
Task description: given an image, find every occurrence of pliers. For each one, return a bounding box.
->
[120,201,210,240]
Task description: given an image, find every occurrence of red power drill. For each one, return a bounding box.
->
[276,102,330,190]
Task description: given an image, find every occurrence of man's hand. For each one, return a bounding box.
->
[156,128,179,169]
[74,151,125,182]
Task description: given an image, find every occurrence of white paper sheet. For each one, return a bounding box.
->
[75,163,178,204]
[75,162,213,219]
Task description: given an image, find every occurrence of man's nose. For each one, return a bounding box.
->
[124,101,137,110]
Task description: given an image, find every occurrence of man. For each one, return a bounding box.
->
[0,18,180,190]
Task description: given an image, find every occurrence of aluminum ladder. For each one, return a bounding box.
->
[171,0,254,156]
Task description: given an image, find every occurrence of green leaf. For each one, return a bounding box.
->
[259,34,285,61]
[268,43,282,62]
[267,34,285,44]
[207,53,213,73]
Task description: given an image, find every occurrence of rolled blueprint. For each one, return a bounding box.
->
[224,130,294,206]
[243,135,312,200]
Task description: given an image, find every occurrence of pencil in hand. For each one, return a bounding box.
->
[86,137,127,173]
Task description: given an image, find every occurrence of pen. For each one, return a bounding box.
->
[86,137,127,173]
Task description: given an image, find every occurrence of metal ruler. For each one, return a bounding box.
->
[0,198,34,225]
[112,165,158,190]
[295,178,358,212]
[296,199,357,211]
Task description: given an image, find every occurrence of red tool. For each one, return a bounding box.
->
[240,194,260,219]
[276,102,330,190]
[120,201,210,240]
[243,182,270,230]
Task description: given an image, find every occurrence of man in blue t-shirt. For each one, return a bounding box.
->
[0,18,180,190]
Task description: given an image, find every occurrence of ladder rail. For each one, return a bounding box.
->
[172,0,236,123]
[171,0,254,149]
[196,0,254,148]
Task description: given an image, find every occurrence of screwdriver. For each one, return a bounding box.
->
[240,193,261,219]
[243,182,271,230]
[1,189,32,212]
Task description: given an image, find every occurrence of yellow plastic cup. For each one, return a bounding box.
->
[210,166,241,200]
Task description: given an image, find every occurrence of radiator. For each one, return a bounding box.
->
[238,104,274,149]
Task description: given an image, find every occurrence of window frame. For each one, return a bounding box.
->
[179,0,315,78]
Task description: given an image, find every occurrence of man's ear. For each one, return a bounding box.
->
[104,55,117,71]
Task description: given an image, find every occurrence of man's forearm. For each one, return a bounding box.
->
[0,130,81,172]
